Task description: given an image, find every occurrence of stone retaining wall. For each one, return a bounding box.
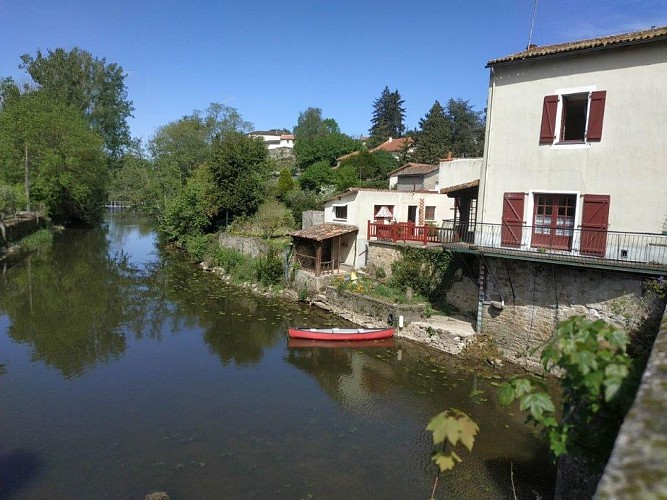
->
[0,216,45,248]
[365,241,403,276]
[324,286,427,327]
[595,302,667,498]
[218,233,271,259]
[481,257,664,367]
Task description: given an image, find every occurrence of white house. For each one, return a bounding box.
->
[471,26,667,268]
[248,130,295,157]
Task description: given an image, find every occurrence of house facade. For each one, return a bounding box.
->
[248,130,295,157]
[473,26,667,268]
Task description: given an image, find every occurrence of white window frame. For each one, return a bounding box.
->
[552,85,596,149]
[333,204,348,221]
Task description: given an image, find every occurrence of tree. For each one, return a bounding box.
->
[413,101,451,164]
[445,98,485,158]
[0,91,108,224]
[369,86,406,146]
[19,48,134,163]
[276,168,296,199]
[293,107,359,169]
[209,132,270,221]
[298,160,335,192]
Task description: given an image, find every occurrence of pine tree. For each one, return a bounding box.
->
[413,100,451,164]
[369,87,406,146]
[446,98,485,158]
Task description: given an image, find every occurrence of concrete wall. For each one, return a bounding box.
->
[480,256,664,367]
[218,233,271,259]
[595,303,667,498]
[301,210,324,230]
[437,158,482,192]
[479,41,667,235]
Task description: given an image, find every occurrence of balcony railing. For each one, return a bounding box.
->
[367,221,441,246]
[438,220,667,272]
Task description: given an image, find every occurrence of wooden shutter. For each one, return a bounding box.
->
[580,194,610,256]
[501,192,525,247]
[586,91,606,141]
[539,95,558,144]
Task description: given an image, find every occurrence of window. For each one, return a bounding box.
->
[539,90,606,144]
[425,206,436,221]
[334,205,347,220]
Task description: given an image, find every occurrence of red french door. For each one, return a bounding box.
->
[531,194,576,250]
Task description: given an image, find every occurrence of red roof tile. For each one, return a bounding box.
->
[488,25,667,66]
[388,163,438,176]
[371,137,413,153]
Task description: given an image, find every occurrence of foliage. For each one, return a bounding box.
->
[0,91,108,224]
[498,316,637,468]
[336,150,398,190]
[149,102,250,183]
[18,228,53,252]
[19,47,134,163]
[389,247,456,302]
[294,132,360,170]
[209,131,270,221]
[160,165,221,240]
[331,275,428,305]
[445,98,485,158]
[0,184,23,217]
[283,188,324,225]
[276,168,296,199]
[293,107,338,139]
[643,276,667,300]
[298,160,335,192]
[210,246,248,273]
[182,233,215,262]
[413,100,451,164]
[255,249,284,286]
[426,409,479,472]
[369,86,406,147]
[228,199,294,239]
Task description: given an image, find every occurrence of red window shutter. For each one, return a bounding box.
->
[587,90,606,141]
[539,95,558,144]
[580,194,610,256]
[501,192,525,247]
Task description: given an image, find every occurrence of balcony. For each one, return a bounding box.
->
[367,221,441,246]
[438,220,667,274]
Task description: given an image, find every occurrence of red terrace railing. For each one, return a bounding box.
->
[367,221,441,246]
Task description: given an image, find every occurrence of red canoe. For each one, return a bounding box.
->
[288,327,394,341]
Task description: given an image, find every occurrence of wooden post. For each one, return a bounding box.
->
[315,244,322,277]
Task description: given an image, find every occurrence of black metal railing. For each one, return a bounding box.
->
[439,220,667,272]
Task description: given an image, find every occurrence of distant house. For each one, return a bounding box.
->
[388,163,439,191]
[248,130,295,158]
[335,136,414,167]
[448,25,667,271]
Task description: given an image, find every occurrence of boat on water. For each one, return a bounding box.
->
[287,327,394,341]
[288,337,395,349]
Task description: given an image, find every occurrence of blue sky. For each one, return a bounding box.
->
[2,0,666,143]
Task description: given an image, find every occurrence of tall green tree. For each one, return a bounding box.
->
[413,100,451,164]
[0,91,108,224]
[19,48,134,163]
[209,132,270,221]
[369,86,406,147]
[445,98,485,158]
[293,107,359,170]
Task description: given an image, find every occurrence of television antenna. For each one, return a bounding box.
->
[527,0,539,48]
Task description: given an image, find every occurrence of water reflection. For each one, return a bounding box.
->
[0,227,129,378]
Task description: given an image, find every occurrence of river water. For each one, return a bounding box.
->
[0,216,555,499]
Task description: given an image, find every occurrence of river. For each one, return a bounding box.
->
[0,215,555,499]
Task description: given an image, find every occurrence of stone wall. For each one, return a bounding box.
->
[595,303,667,498]
[365,241,403,275]
[0,216,46,248]
[301,210,324,230]
[324,286,427,326]
[481,257,664,367]
[218,233,271,259]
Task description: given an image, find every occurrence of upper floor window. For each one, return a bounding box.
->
[539,90,606,145]
[334,205,348,220]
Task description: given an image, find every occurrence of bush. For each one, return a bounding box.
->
[211,247,247,272]
[389,247,456,302]
[255,250,284,286]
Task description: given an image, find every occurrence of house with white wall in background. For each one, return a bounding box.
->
[248,130,294,158]
[443,25,667,271]
[290,154,481,277]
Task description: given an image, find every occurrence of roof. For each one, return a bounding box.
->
[388,162,438,176]
[290,223,358,241]
[488,25,667,66]
[324,187,445,203]
[280,134,295,140]
[371,137,413,153]
[440,179,480,195]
